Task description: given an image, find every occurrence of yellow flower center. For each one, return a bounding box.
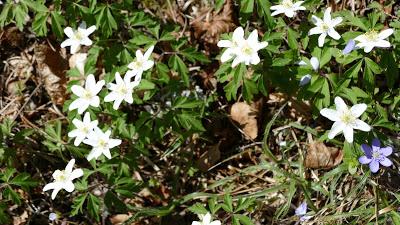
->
[55,170,68,182]
[81,126,89,134]
[74,31,84,41]
[340,111,355,125]
[321,23,329,32]
[241,44,253,56]
[83,90,93,100]
[98,139,108,148]
[117,85,128,95]
[282,0,293,7]
[365,30,378,42]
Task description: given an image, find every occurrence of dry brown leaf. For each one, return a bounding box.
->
[191,0,234,45]
[110,214,131,225]
[34,44,68,105]
[230,102,259,140]
[197,143,221,171]
[304,142,343,169]
[12,210,28,225]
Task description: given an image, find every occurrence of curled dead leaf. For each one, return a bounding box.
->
[304,141,343,169]
[230,102,259,140]
[191,0,234,45]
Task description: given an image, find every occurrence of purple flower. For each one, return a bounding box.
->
[358,139,393,173]
[342,39,356,55]
[295,202,312,222]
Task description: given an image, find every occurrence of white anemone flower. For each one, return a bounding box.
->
[308,7,342,47]
[43,159,83,200]
[83,127,122,161]
[69,74,105,114]
[69,53,87,75]
[217,27,245,63]
[191,213,221,225]
[298,56,319,72]
[104,72,140,110]
[218,28,268,68]
[270,0,306,18]
[127,46,155,81]
[61,22,96,54]
[68,112,98,146]
[320,97,371,143]
[354,29,394,53]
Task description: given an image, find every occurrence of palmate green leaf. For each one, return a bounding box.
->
[364,57,382,74]
[243,78,258,102]
[3,186,21,205]
[14,4,28,31]
[88,194,101,221]
[235,214,255,225]
[50,11,65,39]
[176,113,205,131]
[32,12,49,36]
[168,55,189,87]
[180,47,210,63]
[188,203,208,215]
[9,173,37,188]
[222,194,233,213]
[0,3,12,28]
[71,193,88,216]
[343,59,363,79]
[23,0,49,13]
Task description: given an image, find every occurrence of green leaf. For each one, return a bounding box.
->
[32,12,49,36]
[14,5,27,31]
[287,28,298,50]
[24,0,49,13]
[3,187,21,205]
[240,0,254,14]
[364,57,381,74]
[343,59,363,79]
[173,98,203,109]
[50,11,65,39]
[0,203,11,224]
[222,194,233,213]
[10,173,37,187]
[188,203,208,215]
[71,194,87,216]
[243,78,258,102]
[168,55,189,87]
[88,194,101,221]
[180,47,210,63]
[236,214,255,225]
[0,4,12,28]
[346,14,368,31]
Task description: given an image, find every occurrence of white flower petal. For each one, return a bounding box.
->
[334,97,348,112]
[320,108,340,121]
[378,29,393,39]
[350,103,367,118]
[64,181,75,192]
[327,28,341,40]
[343,125,354,143]
[318,33,327,47]
[328,121,345,139]
[310,57,319,71]
[353,119,371,131]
